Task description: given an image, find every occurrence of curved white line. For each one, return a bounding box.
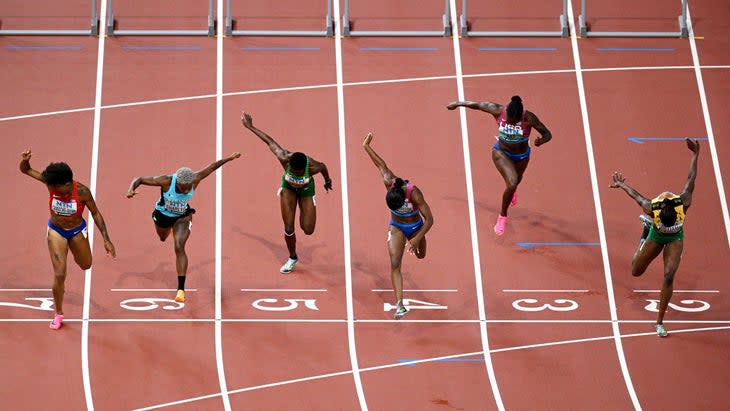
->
[566,1,641,409]
[449,1,504,409]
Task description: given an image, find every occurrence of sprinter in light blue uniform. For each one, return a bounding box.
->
[127,152,241,303]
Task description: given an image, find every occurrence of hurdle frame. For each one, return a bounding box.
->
[579,0,689,38]
[343,0,451,37]
[225,0,334,36]
[0,0,98,36]
[106,0,215,36]
[459,0,569,38]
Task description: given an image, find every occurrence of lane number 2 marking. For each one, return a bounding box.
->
[644,299,710,313]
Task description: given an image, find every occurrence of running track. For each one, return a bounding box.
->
[2,0,729,410]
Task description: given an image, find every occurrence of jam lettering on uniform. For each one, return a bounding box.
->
[394,200,414,215]
[51,197,78,216]
[285,174,310,187]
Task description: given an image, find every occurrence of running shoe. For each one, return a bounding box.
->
[494,215,508,236]
[510,192,518,207]
[394,303,409,320]
[280,257,298,274]
[175,289,186,303]
[49,314,64,330]
[655,323,668,338]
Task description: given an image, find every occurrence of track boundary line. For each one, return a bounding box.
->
[686,3,730,247]
[4,65,730,123]
[81,1,110,409]
[131,324,729,410]
[567,1,641,409]
[3,318,730,324]
[333,0,368,408]
[449,0,504,409]
[214,1,231,409]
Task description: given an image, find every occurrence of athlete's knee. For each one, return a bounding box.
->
[631,264,646,277]
[662,272,676,288]
[78,260,92,270]
[505,177,519,191]
[53,273,67,284]
[302,225,315,235]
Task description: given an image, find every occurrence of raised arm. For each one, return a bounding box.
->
[19,149,45,183]
[362,132,397,189]
[609,172,652,213]
[446,100,502,117]
[193,152,242,183]
[680,138,700,208]
[78,183,116,257]
[525,111,552,146]
[126,175,172,198]
[241,112,288,164]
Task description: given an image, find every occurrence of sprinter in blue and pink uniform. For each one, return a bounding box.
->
[447,96,552,235]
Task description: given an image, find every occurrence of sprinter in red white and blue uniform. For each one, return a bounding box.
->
[19,149,116,330]
[126,152,241,303]
[447,96,552,235]
[363,132,434,320]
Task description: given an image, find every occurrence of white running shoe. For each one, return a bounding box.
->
[655,323,668,338]
[280,258,298,274]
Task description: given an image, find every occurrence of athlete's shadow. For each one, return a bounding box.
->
[229,225,328,274]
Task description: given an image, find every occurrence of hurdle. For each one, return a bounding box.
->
[226,0,334,36]
[343,0,451,37]
[0,1,98,36]
[579,0,689,38]
[106,0,215,36]
[459,0,569,37]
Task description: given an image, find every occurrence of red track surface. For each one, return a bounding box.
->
[2,1,730,410]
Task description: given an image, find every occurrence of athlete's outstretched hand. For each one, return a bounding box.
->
[686,138,700,154]
[363,132,373,147]
[609,172,626,188]
[241,112,253,129]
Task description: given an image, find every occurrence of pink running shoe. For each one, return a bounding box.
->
[510,192,518,207]
[49,314,64,330]
[494,215,508,236]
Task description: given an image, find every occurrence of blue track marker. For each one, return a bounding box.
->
[398,358,483,366]
[516,242,600,250]
[597,47,675,52]
[627,137,707,144]
[360,47,438,51]
[5,45,82,51]
[123,45,201,51]
[479,47,556,52]
[241,47,320,51]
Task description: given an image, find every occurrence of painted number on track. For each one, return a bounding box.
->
[383,298,447,312]
[119,298,184,311]
[512,298,579,312]
[252,298,319,311]
[644,299,710,313]
[0,297,55,311]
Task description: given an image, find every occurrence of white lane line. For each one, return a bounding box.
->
[332,0,367,408]
[215,1,231,409]
[240,288,328,292]
[502,289,590,293]
[6,65,730,124]
[82,1,109,409]
[132,324,730,410]
[0,289,52,291]
[110,288,198,292]
[370,289,458,292]
[566,1,641,409]
[633,289,719,293]
[4,318,730,324]
[686,3,730,247]
[449,0,504,409]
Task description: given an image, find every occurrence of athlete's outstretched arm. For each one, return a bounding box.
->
[19,149,45,183]
[126,175,171,198]
[526,111,552,146]
[362,132,397,189]
[241,111,289,163]
[680,138,700,208]
[194,152,242,183]
[307,157,333,192]
[446,100,502,116]
[609,172,652,213]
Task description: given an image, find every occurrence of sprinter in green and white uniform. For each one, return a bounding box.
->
[241,111,332,274]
